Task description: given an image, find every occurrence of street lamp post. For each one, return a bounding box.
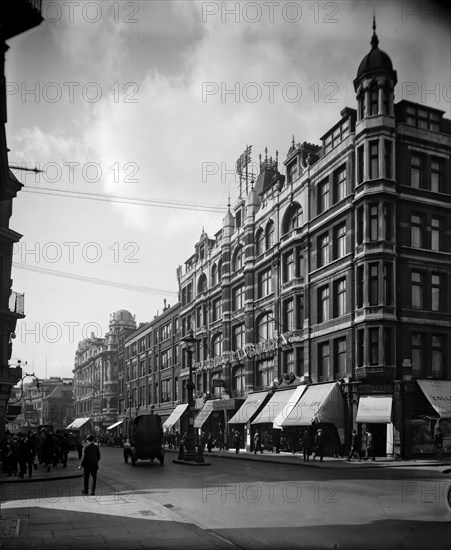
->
[181,328,199,462]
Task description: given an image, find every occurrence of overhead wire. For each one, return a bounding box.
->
[20,185,228,213]
[12,262,178,296]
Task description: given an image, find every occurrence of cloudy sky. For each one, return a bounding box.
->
[6,0,450,380]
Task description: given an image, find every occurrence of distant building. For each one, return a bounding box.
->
[6,377,74,432]
[72,310,136,434]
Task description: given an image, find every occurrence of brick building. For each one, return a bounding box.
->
[176,22,451,457]
[121,301,181,432]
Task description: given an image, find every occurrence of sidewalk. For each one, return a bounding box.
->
[167,446,451,469]
[0,455,83,485]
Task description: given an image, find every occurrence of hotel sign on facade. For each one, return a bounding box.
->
[194,332,293,373]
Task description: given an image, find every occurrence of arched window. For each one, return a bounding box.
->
[217,261,222,280]
[211,264,217,287]
[256,228,265,255]
[282,203,303,235]
[232,246,243,272]
[256,314,274,343]
[265,221,275,249]
[197,273,207,294]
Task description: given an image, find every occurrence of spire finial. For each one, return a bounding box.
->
[227,193,231,212]
[371,14,379,49]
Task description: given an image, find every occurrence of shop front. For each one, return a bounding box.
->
[251,386,306,453]
[406,379,451,457]
[355,395,393,457]
[228,390,271,451]
[163,403,188,441]
[281,382,345,456]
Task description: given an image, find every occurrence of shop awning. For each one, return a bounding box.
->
[281,382,345,443]
[417,379,451,418]
[163,404,189,429]
[356,396,393,423]
[66,417,90,430]
[272,385,308,429]
[106,420,124,431]
[194,400,217,429]
[252,387,298,426]
[228,391,269,424]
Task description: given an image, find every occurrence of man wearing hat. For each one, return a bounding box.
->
[312,428,324,461]
[80,434,101,496]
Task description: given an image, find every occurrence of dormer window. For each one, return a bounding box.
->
[287,161,298,184]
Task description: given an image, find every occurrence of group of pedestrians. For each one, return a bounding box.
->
[347,428,376,461]
[1,428,71,477]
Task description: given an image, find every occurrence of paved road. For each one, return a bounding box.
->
[1,447,450,549]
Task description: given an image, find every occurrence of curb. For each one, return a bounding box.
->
[165,447,451,469]
[0,472,83,484]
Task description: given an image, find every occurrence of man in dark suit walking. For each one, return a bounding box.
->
[81,434,101,496]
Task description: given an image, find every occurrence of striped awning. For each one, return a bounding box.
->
[106,420,124,431]
[163,404,189,429]
[66,417,90,429]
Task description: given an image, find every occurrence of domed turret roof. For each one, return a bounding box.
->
[355,19,397,85]
[111,310,135,325]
